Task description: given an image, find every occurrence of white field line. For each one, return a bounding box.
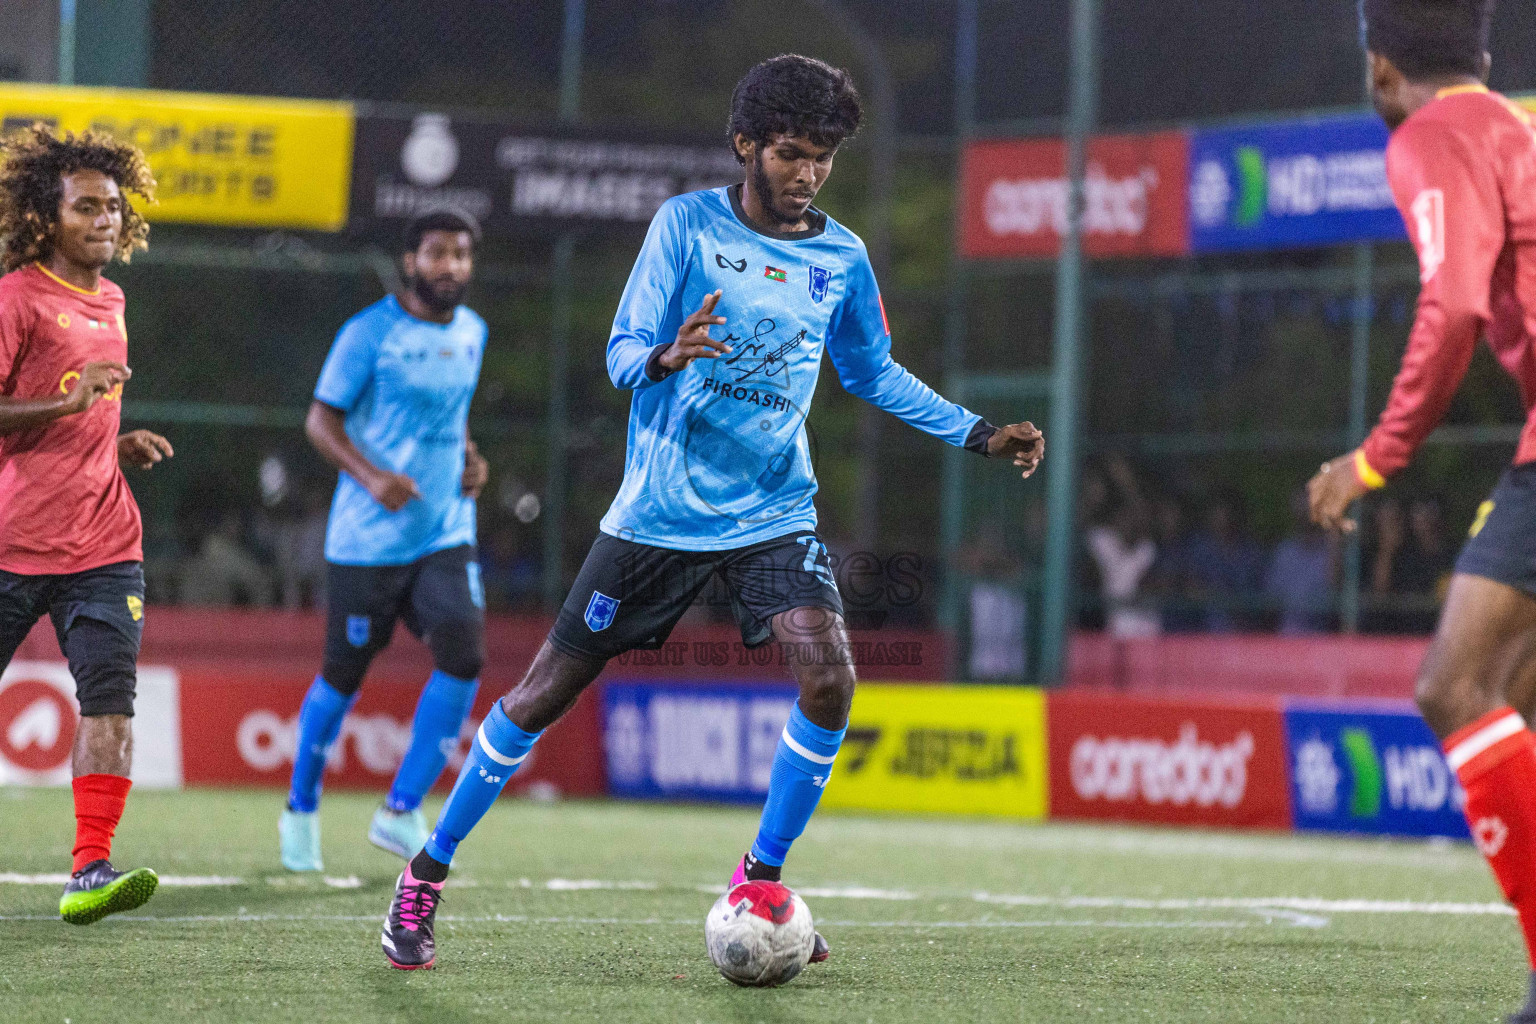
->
[0,912,1263,929]
[0,872,1511,918]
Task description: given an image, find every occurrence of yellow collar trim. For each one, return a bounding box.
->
[33,262,101,296]
[1436,83,1489,99]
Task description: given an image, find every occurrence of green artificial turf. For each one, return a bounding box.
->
[0,787,1524,1023]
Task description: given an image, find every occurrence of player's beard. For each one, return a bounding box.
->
[751,153,805,227]
[410,273,466,315]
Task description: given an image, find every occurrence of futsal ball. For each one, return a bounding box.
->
[704,880,815,987]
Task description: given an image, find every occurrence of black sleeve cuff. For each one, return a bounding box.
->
[644,344,674,382]
[965,420,998,457]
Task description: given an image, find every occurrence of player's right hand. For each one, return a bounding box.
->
[658,290,732,372]
[367,470,421,512]
[64,361,131,414]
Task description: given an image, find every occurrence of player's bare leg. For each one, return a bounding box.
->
[727,606,852,964]
[1415,573,1536,1022]
[73,713,131,775]
[382,642,604,968]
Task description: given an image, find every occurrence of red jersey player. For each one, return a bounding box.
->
[1309,1,1536,1017]
[0,125,173,924]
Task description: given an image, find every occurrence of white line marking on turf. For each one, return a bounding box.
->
[970,893,1515,916]
[0,913,1265,929]
[323,876,362,889]
[0,873,241,886]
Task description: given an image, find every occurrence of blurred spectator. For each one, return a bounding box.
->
[180,510,273,607]
[1265,489,1338,634]
[1084,455,1160,638]
[479,522,540,611]
[1366,495,1455,633]
[271,485,330,610]
[960,526,1027,680]
[1149,493,1203,632]
[1183,489,1264,631]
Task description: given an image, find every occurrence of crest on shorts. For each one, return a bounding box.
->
[125,595,143,622]
[584,591,620,632]
[808,265,831,303]
[346,614,371,647]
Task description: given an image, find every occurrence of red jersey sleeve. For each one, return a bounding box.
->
[0,281,31,388]
[1359,116,1507,482]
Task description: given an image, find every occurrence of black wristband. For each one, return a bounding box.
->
[644,344,674,382]
[965,420,999,457]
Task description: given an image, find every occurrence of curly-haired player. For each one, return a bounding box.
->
[375,54,1044,971]
[0,124,173,924]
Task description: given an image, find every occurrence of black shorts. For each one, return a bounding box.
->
[323,544,486,694]
[0,561,145,717]
[548,530,844,662]
[1456,463,1536,596]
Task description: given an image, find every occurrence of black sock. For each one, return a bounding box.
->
[742,851,781,882]
[409,850,450,884]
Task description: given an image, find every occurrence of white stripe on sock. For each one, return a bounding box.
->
[782,728,837,766]
[477,722,530,767]
[1446,711,1527,772]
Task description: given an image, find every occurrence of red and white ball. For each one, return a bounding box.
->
[704,880,815,987]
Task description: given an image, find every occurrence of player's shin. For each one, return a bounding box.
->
[416,701,541,873]
[386,670,479,811]
[287,676,357,812]
[1444,707,1536,966]
[747,703,846,878]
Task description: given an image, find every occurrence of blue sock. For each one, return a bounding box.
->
[751,703,847,867]
[287,676,356,813]
[385,670,480,812]
[422,701,540,864]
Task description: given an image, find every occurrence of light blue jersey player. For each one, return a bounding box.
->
[379,56,1043,972]
[280,209,493,874]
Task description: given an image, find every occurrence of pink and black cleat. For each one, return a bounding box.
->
[731,856,830,964]
[381,869,443,970]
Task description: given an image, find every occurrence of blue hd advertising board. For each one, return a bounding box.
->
[603,682,798,803]
[1283,702,1468,840]
[1189,114,1406,253]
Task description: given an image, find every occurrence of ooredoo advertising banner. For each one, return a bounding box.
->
[350,112,741,239]
[603,682,799,803]
[178,671,604,797]
[819,684,1048,818]
[1188,114,1404,253]
[1047,691,1292,830]
[957,131,1190,260]
[1283,702,1468,840]
[0,661,181,788]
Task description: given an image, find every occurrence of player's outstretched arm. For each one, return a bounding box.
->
[0,360,129,434]
[117,429,173,470]
[985,422,1045,479]
[305,400,419,512]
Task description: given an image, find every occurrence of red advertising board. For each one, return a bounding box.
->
[958,131,1190,260]
[1047,690,1292,830]
[178,671,604,797]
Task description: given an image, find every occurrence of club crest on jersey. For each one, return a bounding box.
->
[584,591,620,632]
[763,266,787,283]
[808,265,831,303]
[126,595,143,622]
[346,615,371,647]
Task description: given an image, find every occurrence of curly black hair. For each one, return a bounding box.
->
[727,54,863,165]
[1360,0,1494,79]
[0,122,156,273]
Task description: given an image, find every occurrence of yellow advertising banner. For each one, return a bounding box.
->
[820,685,1048,819]
[1520,94,1536,115]
[0,84,353,231]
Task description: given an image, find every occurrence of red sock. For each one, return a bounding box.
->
[71,774,132,873]
[1445,707,1536,968]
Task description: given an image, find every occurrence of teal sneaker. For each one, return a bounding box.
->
[279,807,323,872]
[368,806,430,860]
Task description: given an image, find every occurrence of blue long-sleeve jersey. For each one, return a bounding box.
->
[599,185,986,551]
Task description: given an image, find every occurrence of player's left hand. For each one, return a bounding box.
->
[1307,452,1368,533]
[117,429,173,470]
[461,438,489,498]
[986,422,1045,479]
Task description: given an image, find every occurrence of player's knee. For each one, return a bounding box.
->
[428,621,485,681]
[1413,647,1478,738]
[796,661,855,728]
